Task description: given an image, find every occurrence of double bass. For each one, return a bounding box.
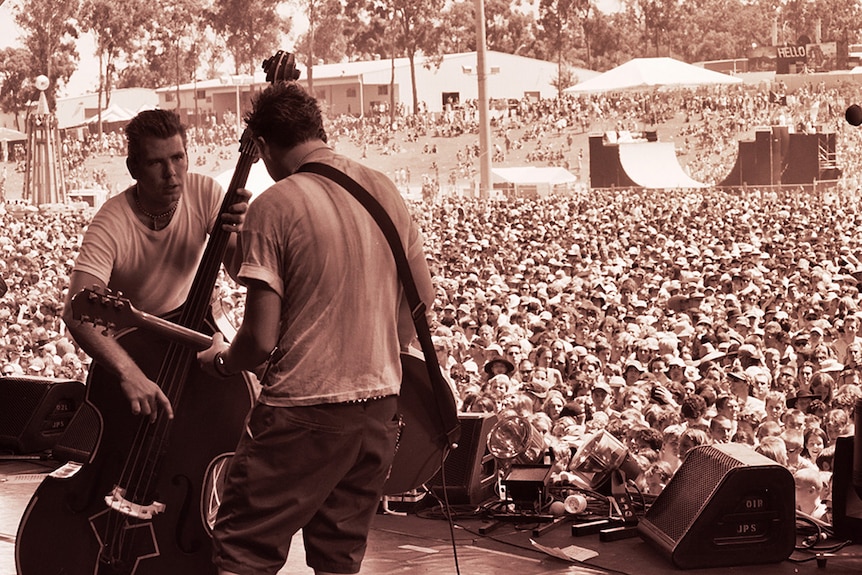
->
[15,52,300,575]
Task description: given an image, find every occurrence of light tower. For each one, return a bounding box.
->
[24,75,66,206]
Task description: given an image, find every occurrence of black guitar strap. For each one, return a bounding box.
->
[297,162,461,450]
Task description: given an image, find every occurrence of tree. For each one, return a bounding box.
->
[295,0,346,94]
[209,0,285,75]
[0,47,35,129]
[538,0,591,96]
[150,0,210,118]
[388,0,447,114]
[80,0,152,135]
[343,2,393,61]
[436,0,539,56]
[812,0,862,68]
[13,0,81,111]
[636,0,679,57]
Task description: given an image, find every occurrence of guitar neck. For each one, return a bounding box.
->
[132,309,212,351]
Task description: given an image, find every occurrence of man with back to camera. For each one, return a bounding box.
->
[197,81,435,575]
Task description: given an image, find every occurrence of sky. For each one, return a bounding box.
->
[0,2,100,97]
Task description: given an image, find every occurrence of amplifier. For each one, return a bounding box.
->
[0,376,85,454]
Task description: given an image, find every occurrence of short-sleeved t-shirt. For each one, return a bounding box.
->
[239,152,433,407]
[74,173,223,316]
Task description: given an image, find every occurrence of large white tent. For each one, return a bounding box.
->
[491,166,578,198]
[564,57,741,93]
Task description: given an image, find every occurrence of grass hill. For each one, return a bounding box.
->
[3,108,736,202]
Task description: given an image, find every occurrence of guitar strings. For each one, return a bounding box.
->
[99,149,255,564]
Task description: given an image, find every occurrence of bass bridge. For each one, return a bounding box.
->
[105,485,166,519]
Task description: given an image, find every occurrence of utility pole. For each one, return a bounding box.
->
[475,0,492,199]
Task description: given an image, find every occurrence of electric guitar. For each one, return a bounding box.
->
[70,285,445,495]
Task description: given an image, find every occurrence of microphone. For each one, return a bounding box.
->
[846,104,862,126]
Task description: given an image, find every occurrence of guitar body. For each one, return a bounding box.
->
[383,351,447,495]
[16,315,256,575]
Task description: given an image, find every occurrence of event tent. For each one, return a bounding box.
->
[491,166,578,198]
[84,102,140,131]
[0,127,26,142]
[564,57,741,93]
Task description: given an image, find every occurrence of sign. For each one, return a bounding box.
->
[777,45,806,59]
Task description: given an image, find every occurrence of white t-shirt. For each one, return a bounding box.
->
[74,173,223,316]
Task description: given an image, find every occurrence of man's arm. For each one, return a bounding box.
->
[197,280,281,377]
[62,270,174,422]
[217,187,252,281]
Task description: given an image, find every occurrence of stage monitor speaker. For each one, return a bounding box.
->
[427,412,498,505]
[637,443,795,569]
[0,376,85,455]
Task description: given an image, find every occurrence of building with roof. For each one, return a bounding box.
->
[155,51,593,123]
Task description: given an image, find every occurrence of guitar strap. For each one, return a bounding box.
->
[297,162,461,450]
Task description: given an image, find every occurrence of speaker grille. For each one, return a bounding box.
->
[638,443,795,569]
[0,377,55,437]
[647,446,743,541]
[428,413,497,505]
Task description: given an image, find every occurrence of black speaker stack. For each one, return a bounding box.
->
[0,375,85,455]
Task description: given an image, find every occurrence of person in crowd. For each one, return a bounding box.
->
[643,460,674,496]
[709,415,734,444]
[802,426,828,464]
[795,467,828,520]
[783,429,816,474]
[823,408,851,445]
[756,435,788,466]
[678,427,711,462]
[195,82,434,575]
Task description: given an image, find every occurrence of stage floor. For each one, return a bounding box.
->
[2,458,860,575]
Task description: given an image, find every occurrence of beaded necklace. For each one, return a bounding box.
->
[134,187,179,228]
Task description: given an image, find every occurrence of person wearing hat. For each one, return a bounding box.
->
[727,367,765,413]
[483,354,515,378]
[775,364,797,394]
[589,379,619,420]
[622,360,646,386]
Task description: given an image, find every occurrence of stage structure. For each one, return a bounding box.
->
[589,126,840,190]
[24,75,66,206]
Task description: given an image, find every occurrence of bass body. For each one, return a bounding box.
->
[15,316,255,575]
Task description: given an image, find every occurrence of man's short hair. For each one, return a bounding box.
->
[125,109,187,166]
[246,82,328,149]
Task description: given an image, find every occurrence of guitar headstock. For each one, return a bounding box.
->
[70,286,139,334]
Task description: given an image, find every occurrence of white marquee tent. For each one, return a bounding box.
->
[491,166,578,198]
[564,57,742,93]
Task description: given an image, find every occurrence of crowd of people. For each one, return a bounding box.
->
[418,186,860,520]
[1,81,860,520]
